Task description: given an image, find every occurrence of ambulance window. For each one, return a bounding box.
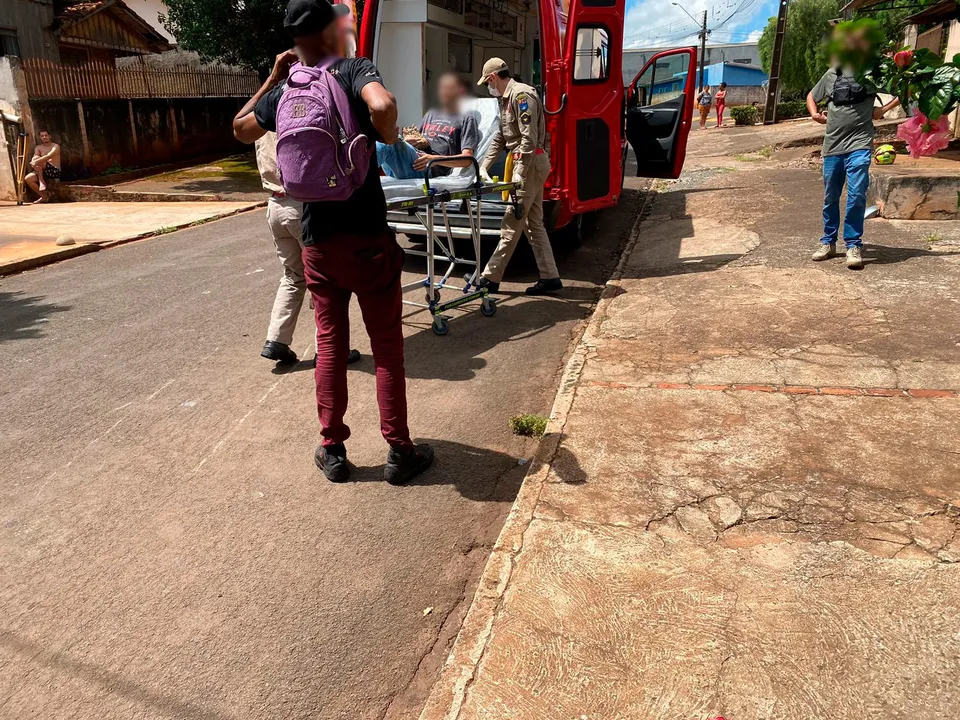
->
[573,27,610,83]
[633,51,690,107]
[582,0,617,5]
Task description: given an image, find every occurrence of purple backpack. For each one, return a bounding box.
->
[275,60,372,203]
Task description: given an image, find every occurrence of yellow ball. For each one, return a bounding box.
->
[874,144,897,165]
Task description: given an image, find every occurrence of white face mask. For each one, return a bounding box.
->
[487,83,501,98]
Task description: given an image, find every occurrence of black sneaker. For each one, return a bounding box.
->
[463,274,499,293]
[315,443,350,482]
[315,349,362,368]
[384,443,434,485]
[525,278,563,295]
[262,340,298,364]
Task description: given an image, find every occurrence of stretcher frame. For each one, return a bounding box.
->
[386,156,521,336]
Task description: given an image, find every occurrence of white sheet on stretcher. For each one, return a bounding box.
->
[380,97,503,203]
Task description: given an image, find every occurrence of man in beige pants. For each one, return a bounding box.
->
[474,58,562,295]
[255,132,359,366]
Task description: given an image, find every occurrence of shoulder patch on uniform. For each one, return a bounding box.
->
[517,94,529,111]
[520,111,532,125]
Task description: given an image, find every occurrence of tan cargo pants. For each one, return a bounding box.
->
[265,195,307,346]
[482,153,560,284]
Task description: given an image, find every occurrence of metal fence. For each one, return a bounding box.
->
[22,58,260,100]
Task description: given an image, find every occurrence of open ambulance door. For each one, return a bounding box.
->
[558,0,626,214]
[626,48,696,179]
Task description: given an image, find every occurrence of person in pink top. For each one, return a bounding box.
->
[715,82,727,128]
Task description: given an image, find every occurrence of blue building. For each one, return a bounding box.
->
[702,62,769,87]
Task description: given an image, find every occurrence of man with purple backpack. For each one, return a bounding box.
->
[233,0,433,485]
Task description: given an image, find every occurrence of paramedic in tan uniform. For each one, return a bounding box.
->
[475,58,563,295]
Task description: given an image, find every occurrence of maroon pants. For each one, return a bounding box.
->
[302,230,412,450]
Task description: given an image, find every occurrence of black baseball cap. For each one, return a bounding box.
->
[284,0,350,37]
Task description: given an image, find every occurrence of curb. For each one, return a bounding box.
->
[417,187,656,720]
[0,202,266,277]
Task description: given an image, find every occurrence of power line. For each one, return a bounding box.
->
[626,0,760,44]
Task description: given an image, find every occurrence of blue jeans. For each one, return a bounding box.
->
[821,149,871,249]
[376,141,427,180]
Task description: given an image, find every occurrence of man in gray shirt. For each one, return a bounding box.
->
[376,71,479,179]
[807,64,899,268]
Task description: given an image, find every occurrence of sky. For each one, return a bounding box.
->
[624,0,780,48]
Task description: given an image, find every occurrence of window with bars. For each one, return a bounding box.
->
[428,0,464,13]
[0,29,21,58]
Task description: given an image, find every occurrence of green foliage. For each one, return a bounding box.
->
[776,99,808,119]
[860,46,960,120]
[758,0,841,95]
[510,414,549,438]
[730,105,760,125]
[162,0,367,72]
[161,0,291,72]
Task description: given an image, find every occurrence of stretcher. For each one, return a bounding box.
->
[386,155,522,336]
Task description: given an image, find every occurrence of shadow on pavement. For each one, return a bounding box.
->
[0,290,71,344]
[0,632,227,720]
[341,437,587,502]
[394,293,593,381]
[863,244,960,266]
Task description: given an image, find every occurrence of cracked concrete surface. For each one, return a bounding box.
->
[420,127,960,719]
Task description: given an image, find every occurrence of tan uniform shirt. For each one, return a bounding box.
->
[254,132,284,194]
[482,79,550,171]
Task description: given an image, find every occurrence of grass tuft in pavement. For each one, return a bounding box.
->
[510,414,549,438]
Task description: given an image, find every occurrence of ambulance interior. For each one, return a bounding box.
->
[372,0,542,199]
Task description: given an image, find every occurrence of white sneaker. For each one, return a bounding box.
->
[812,242,836,261]
[846,246,864,269]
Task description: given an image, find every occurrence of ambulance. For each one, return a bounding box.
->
[350,0,697,237]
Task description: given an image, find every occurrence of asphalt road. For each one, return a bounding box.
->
[0,187,642,720]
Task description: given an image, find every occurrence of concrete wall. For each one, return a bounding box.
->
[29,96,245,180]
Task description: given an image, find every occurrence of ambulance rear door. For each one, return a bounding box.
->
[559,0,627,213]
[625,47,696,179]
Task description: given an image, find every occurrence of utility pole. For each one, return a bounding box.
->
[672,3,710,90]
[698,9,708,91]
[763,0,789,125]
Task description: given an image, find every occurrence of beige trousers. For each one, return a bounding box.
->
[266,195,306,346]
[482,153,560,284]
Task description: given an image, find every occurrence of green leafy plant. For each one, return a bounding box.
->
[730,105,760,126]
[776,100,808,119]
[861,46,960,121]
[510,414,549,438]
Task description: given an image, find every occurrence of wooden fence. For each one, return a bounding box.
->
[21,58,260,100]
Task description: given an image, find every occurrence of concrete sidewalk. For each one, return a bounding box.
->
[420,132,960,719]
[0,200,261,275]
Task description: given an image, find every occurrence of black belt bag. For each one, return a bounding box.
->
[830,69,872,106]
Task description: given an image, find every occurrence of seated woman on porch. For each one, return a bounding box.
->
[376,71,479,179]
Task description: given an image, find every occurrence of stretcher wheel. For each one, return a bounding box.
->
[481,298,497,317]
[432,316,450,336]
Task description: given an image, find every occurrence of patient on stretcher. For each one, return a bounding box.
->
[377,71,478,180]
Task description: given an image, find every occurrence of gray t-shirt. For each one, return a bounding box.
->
[419,110,480,175]
[811,68,876,157]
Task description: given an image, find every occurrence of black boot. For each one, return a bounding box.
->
[315,443,350,482]
[262,340,298,364]
[463,274,499,293]
[384,443,434,486]
[525,278,563,295]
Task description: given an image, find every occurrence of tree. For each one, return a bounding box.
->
[161,0,366,73]
[758,0,842,97]
[161,0,289,72]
